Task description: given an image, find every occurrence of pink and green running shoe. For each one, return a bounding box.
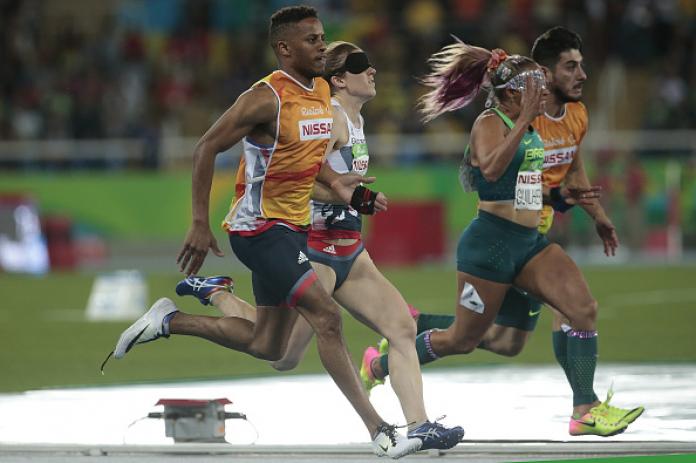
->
[360,346,384,393]
[569,407,629,437]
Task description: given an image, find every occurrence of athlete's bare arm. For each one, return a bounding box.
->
[470,113,519,180]
[471,77,544,180]
[313,181,345,204]
[178,86,278,275]
[312,109,349,204]
[542,183,601,206]
[328,107,350,152]
[564,152,603,214]
[315,109,387,212]
[565,152,619,256]
[316,108,368,200]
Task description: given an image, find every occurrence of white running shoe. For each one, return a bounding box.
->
[113,297,178,359]
[100,298,179,373]
[371,423,422,459]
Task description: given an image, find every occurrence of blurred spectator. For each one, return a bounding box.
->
[624,153,648,249]
[643,58,691,131]
[0,0,691,162]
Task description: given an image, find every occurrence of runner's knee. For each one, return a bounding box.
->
[442,333,480,355]
[566,298,598,328]
[383,312,417,346]
[485,337,525,357]
[271,357,299,371]
[577,298,598,323]
[309,308,343,339]
[480,326,527,357]
[248,339,284,361]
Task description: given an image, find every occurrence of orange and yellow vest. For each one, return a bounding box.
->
[532,102,588,234]
[224,71,333,234]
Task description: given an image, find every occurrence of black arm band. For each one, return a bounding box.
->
[550,187,574,213]
[350,185,379,215]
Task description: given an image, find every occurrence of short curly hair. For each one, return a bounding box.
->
[268,5,318,49]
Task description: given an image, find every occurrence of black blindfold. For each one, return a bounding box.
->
[333,52,372,75]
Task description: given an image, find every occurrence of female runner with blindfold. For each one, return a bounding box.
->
[176,41,465,451]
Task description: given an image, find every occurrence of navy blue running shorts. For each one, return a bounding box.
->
[307,239,364,291]
[229,224,317,307]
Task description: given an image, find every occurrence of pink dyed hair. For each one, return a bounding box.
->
[418,37,493,123]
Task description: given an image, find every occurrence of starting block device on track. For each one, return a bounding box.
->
[148,398,246,443]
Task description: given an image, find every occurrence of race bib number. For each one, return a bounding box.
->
[514,171,542,210]
[351,142,369,176]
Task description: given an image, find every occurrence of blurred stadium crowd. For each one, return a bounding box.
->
[0,0,694,271]
[0,0,694,147]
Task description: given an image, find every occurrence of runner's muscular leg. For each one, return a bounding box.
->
[429,272,510,356]
[480,324,531,357]
[246,305,298,361]
[514,244,597,331]
[334,251,427,425]
[514,244,599,416]
[551,306,571,331]
[295,279,384,434]
[169,311,255,352]
[334,252,414,337]
[210,292,257,322]
[272,262,337,371]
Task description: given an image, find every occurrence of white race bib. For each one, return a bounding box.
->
[514,171,543,210]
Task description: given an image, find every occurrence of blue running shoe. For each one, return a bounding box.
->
[175,275,234,306]
[407,419,465,451]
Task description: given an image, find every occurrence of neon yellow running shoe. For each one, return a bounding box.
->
[569,407,628,437]
[594,387,645,425]
[377,337,389,355]
[360,346,384,394]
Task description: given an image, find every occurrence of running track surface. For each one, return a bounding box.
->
[1,364,694,461]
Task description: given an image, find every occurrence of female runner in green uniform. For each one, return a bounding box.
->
[408,41,627,437]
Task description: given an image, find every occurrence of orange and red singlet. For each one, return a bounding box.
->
[532,102,588,233]
[224,71,333,235]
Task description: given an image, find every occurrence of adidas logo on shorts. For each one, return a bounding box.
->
[322,245,337,255]
[297,251,309,264]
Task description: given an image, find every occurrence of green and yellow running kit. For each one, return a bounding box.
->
[456,108,549,285]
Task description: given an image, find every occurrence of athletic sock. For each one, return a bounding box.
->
[567,329,599,407]
[408,420,427,432]
[378,329,441,378]
[416,329,440,364]
[378,352,389,377]
[552,330,572,384]
[416,313,455,334]
[162,311,178,336]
